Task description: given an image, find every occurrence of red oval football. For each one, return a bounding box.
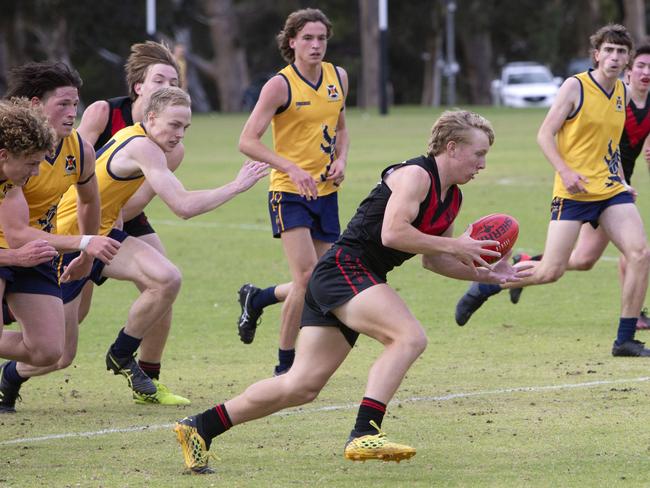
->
[470,213,519,265]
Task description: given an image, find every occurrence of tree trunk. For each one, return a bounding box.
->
[421,2,443,106]
[457,0,493,104]
[623,0,646,45]
[358,0,379,109]
[202,0,250,112]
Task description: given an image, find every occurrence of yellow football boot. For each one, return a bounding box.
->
[173,415,215,474]
[344,420,416,462]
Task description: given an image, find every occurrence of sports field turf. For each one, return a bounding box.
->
[1,106,649,487]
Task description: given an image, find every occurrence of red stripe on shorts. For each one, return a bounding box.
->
[355,258,378,285]
[335,248,358,294]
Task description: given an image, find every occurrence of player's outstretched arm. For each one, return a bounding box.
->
[132,138,269,219]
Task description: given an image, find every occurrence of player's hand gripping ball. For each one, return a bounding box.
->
[470,213,519,265]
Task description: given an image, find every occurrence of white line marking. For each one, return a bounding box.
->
[2,376,648,446]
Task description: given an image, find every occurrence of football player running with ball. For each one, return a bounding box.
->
[174,110,531,474]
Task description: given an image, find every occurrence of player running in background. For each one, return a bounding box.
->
[237,8,349,376]
[77,41,188,403]
[0,62,121,412]
[174,110,532,474]
[455,25,650,357]
[13,87,267,407]
[508,43,650,330]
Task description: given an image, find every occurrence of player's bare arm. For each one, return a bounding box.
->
[121,143,185,221]
[77,100,110,146]
[126,138,268,219]
[537,77,588,194]
[239,75,318,199]
[381,165,499,266]
[325,67,349,186]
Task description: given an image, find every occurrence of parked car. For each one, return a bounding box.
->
[491,62,563,108]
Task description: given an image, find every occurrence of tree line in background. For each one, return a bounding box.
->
[0,0,647,112]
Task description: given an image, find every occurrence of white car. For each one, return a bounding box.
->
[491,62,562,108]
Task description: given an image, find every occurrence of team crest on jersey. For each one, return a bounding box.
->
[327,84,340,101]
[64,155,77,175]
[603,140,622,187]
[615,96,623,112]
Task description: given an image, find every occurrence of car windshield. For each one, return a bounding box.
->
[507,72,552,84]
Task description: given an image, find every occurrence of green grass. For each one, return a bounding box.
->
[2,106,650,487]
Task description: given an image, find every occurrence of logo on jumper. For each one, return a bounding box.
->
[603,140,622,187]
[327,84,340,100]
[64,155,76,175]
[615,96,623,112]
[295,101,311,110]
[37,205,57,233]
[320,125,337,165]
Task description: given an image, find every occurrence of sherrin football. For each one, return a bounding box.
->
[469,213,519,265]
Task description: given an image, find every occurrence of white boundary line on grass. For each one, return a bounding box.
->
[2,375,648,446]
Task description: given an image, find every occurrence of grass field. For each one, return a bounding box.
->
[2,106,650,487]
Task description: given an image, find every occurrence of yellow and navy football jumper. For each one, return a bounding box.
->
[554,70,627,201]
[0,129,85,248]
[57,123,147,237]
[270,62,344,196]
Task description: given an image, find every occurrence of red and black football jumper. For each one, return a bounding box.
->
[302,155,462,346]
[94,96,134,151]
[619,95,650,184]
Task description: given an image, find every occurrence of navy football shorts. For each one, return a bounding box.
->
[0,258,61,298]
[550,191,634,228]
[268,191,340,242]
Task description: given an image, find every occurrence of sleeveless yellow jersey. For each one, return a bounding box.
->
[0,130,84,248]
[57,123,147,236]
[554,71,627,201]
[270,62,344,196]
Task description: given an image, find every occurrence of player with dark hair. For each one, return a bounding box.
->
[455,25,650,357]
[0,62,121,412]
[174,110,532,474]
[77,40,187,404]
[238,8,349,375]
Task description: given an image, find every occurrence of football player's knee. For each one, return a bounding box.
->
[535,266,565,284]
[403,331,428,358]
[628,246,650,271]
[159,264,182,297]
[31,344,63,367]
[290,384,321,405]
[572,256,597,271]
